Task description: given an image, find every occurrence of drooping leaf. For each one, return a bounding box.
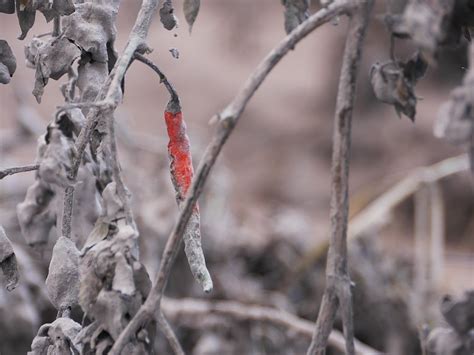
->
[281,0,309,34]
[16,0,36,40]
[183,0,200,33]
[0,40,16,84]
[35,0,75,22]
[45,236,80,311]
[370,52,428,121]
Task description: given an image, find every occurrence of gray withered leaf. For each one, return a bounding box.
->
[370,52,428,121]
[62,2,117,63]
[17,180,57,247]
[160,0,177,31]
[0,226,19,291]
[16,0,36,40]
[28,317,82,355]
[45,236,80,311]
[0,40,16,84]
[34,0,75,22]
[440,291,474,334]
[184,0,200,33]
[0,0,14,14]
[281,0,309,34]
[32,36,81,103]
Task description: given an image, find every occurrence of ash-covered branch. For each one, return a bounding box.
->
[308,1,374,355]
[110,1,356,353]
[162,297,380,355]
[0,164,39,180]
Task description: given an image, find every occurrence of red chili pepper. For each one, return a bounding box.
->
[164,98,212,293]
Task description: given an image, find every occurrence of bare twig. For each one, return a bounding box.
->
[161,297,380,355]
[157,311,185,355]
[110,1,357,353]
[308,1,374,355]
[0,164,39,180]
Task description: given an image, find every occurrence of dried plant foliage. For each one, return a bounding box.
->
[35,0,75,23]
[28,317,82,355]
[183,0,200,33]
[281,0,310,34]
[425,291,474,355]
[370,52,428,121]
[0,226,19,291]
[0,39,16,84]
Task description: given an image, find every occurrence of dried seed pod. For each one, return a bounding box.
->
[17,181,57,247]
[16,0,36,40]
[165,99,213,293]
[0,226,19,291]
[45,236,80,311]
[0,0,14,14]
[160,0,177,31]
[0,40,16,84]
[370,52,427,121]
[281,0,309,34]
[183,0,200,33]
[31,36,81,103]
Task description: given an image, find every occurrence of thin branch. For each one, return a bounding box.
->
[110,1,356,353]
[157,311,185,355]
[308,1,374,355]
[133,53,179,102]
[161,297,380,355]
[0,164,39,180]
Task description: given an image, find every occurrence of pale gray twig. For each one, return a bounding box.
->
[0,164,39,180]
[308,1,374,355]
[110,1,357,353]
[162,297,380,355]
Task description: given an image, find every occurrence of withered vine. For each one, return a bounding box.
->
[0,0,473,354]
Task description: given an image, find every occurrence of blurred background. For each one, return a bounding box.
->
[1,1,473,354]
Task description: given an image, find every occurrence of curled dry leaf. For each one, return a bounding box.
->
[45,236,80,312]
[165,99,213,293]
[28,317,82,355]
[0,39,16,84]
[183,0,200,33]
[28,36,81,103]
[17,180,56,247]
[370,52,428,121]
[0,226,19,291]
[160,0,177,31]
[62,2,117,63]
[16,0,36,40]
[281,0,309,34]
[0,0,14,14]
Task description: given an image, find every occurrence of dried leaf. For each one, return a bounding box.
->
[0,0,14,13]
[28,317,82,355]
[31,36,81,103]
[370,52,428,121]
[281,0,309,34]
[0,226,19,291]
[34,0,75,22]
[183,0,200,33]
[0,40,16,84]
[16,0,36,40]
[160,0,177,31]
[45,236,80,311]
[17,181,57,247]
